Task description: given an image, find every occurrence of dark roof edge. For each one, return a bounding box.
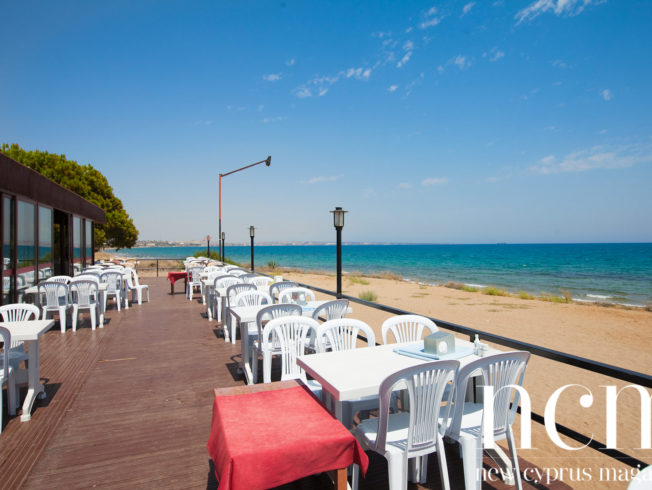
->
[0,152,107,223]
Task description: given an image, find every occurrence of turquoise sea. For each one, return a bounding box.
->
[108,243,652,307]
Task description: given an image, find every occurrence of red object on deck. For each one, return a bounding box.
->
[206,385,368,490]
[166,271,187,295]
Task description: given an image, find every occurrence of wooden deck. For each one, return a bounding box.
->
[0,277,571,489]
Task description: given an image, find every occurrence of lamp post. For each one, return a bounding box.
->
[221,232,225,263]
[219,156,271,261]
[249,226,255,271]
[206,235,211,258]
[330,207,347,298]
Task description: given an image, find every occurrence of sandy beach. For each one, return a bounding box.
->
[101,253,651,488]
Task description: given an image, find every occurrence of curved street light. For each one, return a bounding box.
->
[219,156,271,261]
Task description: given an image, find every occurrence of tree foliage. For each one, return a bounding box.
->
[1,143,138,250]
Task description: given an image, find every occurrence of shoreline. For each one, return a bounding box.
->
[101,249,651,311]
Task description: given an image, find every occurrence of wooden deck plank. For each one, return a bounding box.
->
[0,277,572,489]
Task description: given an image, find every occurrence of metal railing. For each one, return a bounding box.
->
[294,280,651,469]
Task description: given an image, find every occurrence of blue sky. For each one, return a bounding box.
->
[2,0,651,244]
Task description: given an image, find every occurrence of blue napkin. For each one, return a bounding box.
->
[393,342,474,361]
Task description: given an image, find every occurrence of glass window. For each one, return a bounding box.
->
[85,220,93,265]
[73,215,82,274]
[38,206,53,281]
[2,196,14,304]
[17,200,36,298]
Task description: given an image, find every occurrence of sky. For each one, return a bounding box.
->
[2,0,651,244]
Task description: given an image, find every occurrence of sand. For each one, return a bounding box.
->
[98,253,651,488]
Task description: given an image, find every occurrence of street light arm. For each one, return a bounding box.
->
[220,156,271,178]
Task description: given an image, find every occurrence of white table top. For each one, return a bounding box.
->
[229,301,330,323]
[298,338,497,402]
[0,320,55,341]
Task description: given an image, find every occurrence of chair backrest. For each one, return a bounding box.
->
[234,290,272,307]
[225,283,256,307]
[0,303,40,322]
[100,272,123,292]
[316,318,375,353]
[381,314,438,344]
[38,282,69,308]
[311,299,349,322]
[214,275,241,289]
[255,304,303,330]
[77,271,101,279]
[268,281,298,301]
[46,275,72,284]
[71,274,100,284]
[262,316,319,381]
[375,360,459,457]
[228,269,249,277]
[278,287,316,305]
[187,267,203,285]
[445,351,531,441]
[70,280,99,307]
[0,326,10,380]
[245,275,273,289]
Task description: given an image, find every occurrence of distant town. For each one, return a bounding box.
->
[134,240,405,247]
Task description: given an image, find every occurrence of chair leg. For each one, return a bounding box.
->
[263,350,272,383]
[146,287,149,302]
[72,305,78,332]
[351,463,360,490]
[460,438,482,490]
[116,292,121,312]
[59,307,67,332]
[507,426,523,490]
[436,435,451,490]
[90,305,97,331]
[7,370,17,416]
[386,453,408,490]
[250,346,259,383]
[230,313,237,345]
[137,289,142,305]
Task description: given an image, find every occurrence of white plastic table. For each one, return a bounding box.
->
[0,319,55,421]
[229,301,348,385]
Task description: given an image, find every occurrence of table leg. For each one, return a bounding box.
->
[170,280,175,295]
[333,468,347,490]
[240,321,254,385]
[99,291,105,327]
[21,339,45,422]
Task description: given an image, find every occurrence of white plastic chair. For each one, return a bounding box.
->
[229,269,249,277]
[382,314,438,344]
[268,281,297,303]
[351,360,459,490]
[225,283,257,343]
[211,275,242,323]
[70,280,99,331]
[38,282,71,333]
[0,326,17,432]
[244,275,273,289]
[311,299,349,322]
[260,316,321,396]
[186,267,203,301]
[0,303,39,368]
[46,275,72,284]
[250,304,302,384]
[100,271,123,312]
[278,287,316,305]
[125,269,150,305]
[444,351,531,490]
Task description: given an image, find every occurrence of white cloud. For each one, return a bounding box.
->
[285,58,295,66]
[397,51,412,68]
[601,89,613,101]
[194,120,213,126]
[261,116,286,124]
[403,40,414,51]
[388,85,398,92]
[490,50,505,62]
[257,104,264,112]
[462,2,476,16]
[422,177,449,186]
[530,144,652,174]
[599,129,608,134]
[294,86,312,98]
[294,67,371,98]
[516,0,601,25]
[552,59,567,68]
[420,6,442,29]
[484,176,499,183]
[345,67,371,80]
[263,73,282,82]
[454,55,471,69]
[363,188,376,199]
[301,175,341,184]
[397,182,412,189]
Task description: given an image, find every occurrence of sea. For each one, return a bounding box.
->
[107,243,652,307]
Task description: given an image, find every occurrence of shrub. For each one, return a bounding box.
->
[267,260,278,270]
[445,282,478,292]
[518,291,535,300]
[359,290,378,302]
[349,276,370,285]
[483,286,508,296]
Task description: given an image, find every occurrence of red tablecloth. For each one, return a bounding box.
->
[167,271,187,283]
[207,385,368,490]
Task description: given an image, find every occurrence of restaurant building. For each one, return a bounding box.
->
[0,152,106,305]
